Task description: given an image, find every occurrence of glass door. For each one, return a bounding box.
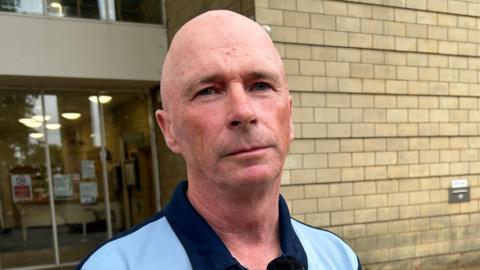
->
[0,91,55,268]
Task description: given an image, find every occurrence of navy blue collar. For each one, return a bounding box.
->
[164,181,308,270]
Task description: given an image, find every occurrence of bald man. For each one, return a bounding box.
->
[77,10,361,270]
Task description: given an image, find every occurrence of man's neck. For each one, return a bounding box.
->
[187,180,281,270]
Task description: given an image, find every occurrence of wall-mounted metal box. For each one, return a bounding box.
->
[448,187,470,203]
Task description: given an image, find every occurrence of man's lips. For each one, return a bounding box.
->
[224,146,271,157]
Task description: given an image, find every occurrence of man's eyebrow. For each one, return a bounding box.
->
[247,71,280,82]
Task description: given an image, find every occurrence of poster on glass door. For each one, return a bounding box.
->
[80,182,98,205]
[53,174,73,199]
[11,174,33,202]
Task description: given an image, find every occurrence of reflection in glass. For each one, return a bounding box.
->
[0,0,43,14]
[0,92,55,268]
[115,0,162,24]
[46,0,100,19]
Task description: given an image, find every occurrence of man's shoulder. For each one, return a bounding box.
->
[77,212,191,270]
[291,219,361,269]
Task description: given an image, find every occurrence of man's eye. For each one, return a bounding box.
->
[197,87,218,96]
[252,82,271,91]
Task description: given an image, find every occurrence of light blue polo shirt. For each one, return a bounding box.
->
[77,181,361,269]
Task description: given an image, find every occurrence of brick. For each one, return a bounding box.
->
[297,28,324,45]
[256,8,283,25]
[270,26,297,43]
[387,138,408,151]
[352,123,375,137]
[417,11,436,25]
[324,0,347,16]
[418,39,438,53]
[388,220,410,234]
[339,78,362,92]
[419,67,439,82]
[355,209,377,223]
[285,154,303,169]
[396,37,417,51]
[331,210,354,225]
[301,93,325,107]
[438,41,458,54]
[341,167,364,181]
[372,6,394,21]
[297,0,324,13]
[428,26,448,40]
[395,9,416,23]
[343,195,365,210]
[293,107,314,123]
[450,162,468,175]
[361,19,383,34]
[363,79,385,93]
[366,166,387,180]
[398,151,418,164]
[386,80,407,94]
[290,140,316,155]
[338,48,361,62]
[316,139,339,153]
[328,153,352,168]
[388,192,409,206]
[283,11,312,29]
[326,62,350,77]
[450,83,469,96]
[316,168,340,182]
[292,199,318,214]
[302,123,327,138]
[353,152,375,166]
[363,50,385,64]
[429,82,448,95]
[311,14,335,30]
[366,194,387,208]
[387,165,409,178]
[268,0,296,10]
[285,44,311,60]
[324,31,349,47]
[330,182,353,196]
[429,110,449,122]
[406,23,427,38]
[406,0,426,9]
[305,212,330,227]
[408,81,429,95]
[352,94,374,108]
[289,76,314,93]
[374,65,396,79]
[397,96,418,108]
[376,152,397,165]
[378,207,399,221]
[304,184,329,198]
[373,35,395,50]
[349,33,373,48]
[397,123,418,136]
[449,1,467,14]
[348,3,372,18]
[283,59,299,75]
[420,150,439,163]
[375,123,396,137]
[312,47,336,61]
[337,16,360,32]
[437,14,457,27]
[439,97,458,109]
[429,55,449,67]
[340,139,363,152]
[354,181,377,194]
[291,169,316,184]
[340,108,363,122]
[397,66,418,80]
[364,138,387,151]
[281,185,305,200]
[299,60,325,76]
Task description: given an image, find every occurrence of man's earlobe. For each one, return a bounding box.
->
[155,109,182,153]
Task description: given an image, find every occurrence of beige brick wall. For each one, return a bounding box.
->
[255,0,480,268]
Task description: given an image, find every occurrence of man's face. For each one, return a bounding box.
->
[157,15,293,189]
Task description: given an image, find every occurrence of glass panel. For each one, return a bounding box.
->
[46,0,100,19]
[41,91,109,264]
[115,0,163,24]
[0,0,43,14]
[102,92,157,229]
[0,91,55,268]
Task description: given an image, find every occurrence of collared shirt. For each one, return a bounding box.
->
[78,181,361,269]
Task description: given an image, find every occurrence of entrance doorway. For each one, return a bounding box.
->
[0,90,160,269]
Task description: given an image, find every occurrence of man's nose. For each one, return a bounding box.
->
[226,85,257,128]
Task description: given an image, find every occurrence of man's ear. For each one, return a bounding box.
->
[288,96,294,141]
[155,109,182,154]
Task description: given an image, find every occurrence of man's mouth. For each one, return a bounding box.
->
[224,146,270,157]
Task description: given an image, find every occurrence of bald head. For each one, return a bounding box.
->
[160,10,285,111]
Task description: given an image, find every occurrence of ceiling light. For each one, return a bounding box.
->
[29,133,44,139]
[89,95,112,104]
[61,112,81,120]
[46,123,61,130]
[19,118,42,128]
[32,115,51,121]
[50,2,61,8]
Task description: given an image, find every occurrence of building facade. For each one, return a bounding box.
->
[0,0,479,269]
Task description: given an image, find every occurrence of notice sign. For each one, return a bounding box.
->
[54,174,73,199]
[80,182,98,205]
[11,174,33,202]
[81,160,96,179]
